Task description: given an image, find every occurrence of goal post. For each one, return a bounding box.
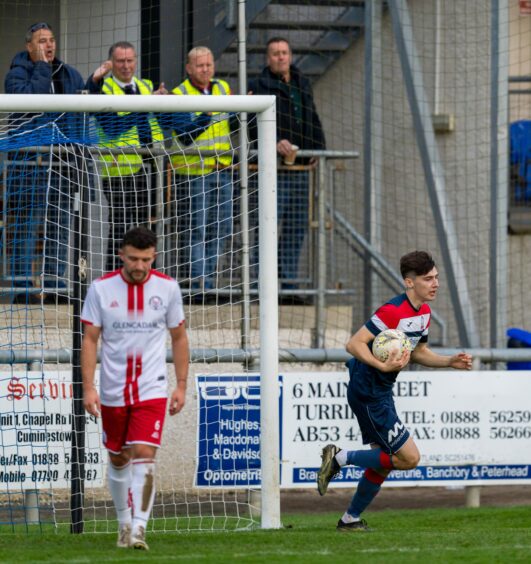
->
[256,102,281,530]
[0,93,280,531]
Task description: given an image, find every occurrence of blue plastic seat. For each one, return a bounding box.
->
[510,121,531,202]
[507,327,531,370]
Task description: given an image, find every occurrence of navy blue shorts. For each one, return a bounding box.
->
[347,384,410,454]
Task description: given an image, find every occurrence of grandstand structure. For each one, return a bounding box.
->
[0,0,528,344]
[1,0,531,533]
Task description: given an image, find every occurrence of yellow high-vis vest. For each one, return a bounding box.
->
[170,78,232,175]
[99,76,163,177]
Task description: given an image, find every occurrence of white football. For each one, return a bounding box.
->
[372,329,411,362]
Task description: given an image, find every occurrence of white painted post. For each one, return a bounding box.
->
[257,101,281,529]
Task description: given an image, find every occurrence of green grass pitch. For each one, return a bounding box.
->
[1,506,531,563]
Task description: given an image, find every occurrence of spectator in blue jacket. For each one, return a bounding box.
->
[4,22,86,304]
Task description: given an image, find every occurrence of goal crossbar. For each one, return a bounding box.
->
[0,93,276,114]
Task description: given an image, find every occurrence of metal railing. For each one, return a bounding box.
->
[0,144,452,352]
[2,347,531,367]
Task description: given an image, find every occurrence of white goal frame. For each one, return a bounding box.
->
[0,93,281,530]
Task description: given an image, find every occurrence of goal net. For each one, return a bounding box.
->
[0,93,280,533]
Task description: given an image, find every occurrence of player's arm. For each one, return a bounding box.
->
[168,323,190,416]
[411,342,473,370]
[346,325,410,373]
[81,324,102,417]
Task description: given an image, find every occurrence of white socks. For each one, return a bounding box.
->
[108,462,132,527]
[131,459,156,533]
[108,457,157,532]
[341,512,360,524]
[335,449,348,467]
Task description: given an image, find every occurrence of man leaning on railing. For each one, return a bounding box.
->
[248,37,326,304]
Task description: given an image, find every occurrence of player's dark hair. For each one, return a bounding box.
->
[400,251,435,279]
[122,226,156,250]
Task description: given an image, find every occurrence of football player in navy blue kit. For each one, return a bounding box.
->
[317,251,472,531]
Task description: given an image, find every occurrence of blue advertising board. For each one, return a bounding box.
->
[290,464,531,485]
[195,375,263,488]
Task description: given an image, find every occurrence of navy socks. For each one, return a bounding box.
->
[348,469,386,518]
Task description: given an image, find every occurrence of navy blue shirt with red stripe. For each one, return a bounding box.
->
[347,293,431,399]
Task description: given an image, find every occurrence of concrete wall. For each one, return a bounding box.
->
[60,0,141,82]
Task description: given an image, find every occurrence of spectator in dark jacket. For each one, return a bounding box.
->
[5,22,86,142]
[248,37,326,300]
[4,22,86,303]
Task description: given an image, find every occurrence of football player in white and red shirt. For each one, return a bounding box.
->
[316,251,472,532]
[81,226,189,550]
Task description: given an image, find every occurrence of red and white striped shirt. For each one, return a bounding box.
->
[81,269,185,407]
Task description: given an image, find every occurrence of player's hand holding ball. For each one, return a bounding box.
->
[372,329,411,372]
[380,347,411,372]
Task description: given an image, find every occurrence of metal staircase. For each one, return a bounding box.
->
[199,0,366,87]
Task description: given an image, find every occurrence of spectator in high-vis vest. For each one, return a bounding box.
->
[87,41,167,272]
[171,46,235,296]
